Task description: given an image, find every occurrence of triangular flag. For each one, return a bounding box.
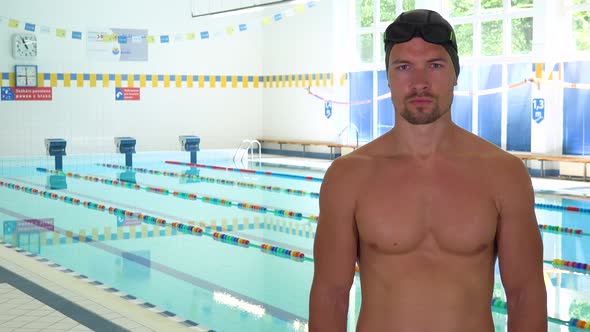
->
[56,29,66,38]
[262,17,271,25]
[146,36,156,44]
[295,4,305,12]
[226,26,235,35]
[186,32,196,40]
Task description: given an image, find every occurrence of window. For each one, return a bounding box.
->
[573,10,590,51]
[449,0,534,57]
[350,0,536,145]
[352,0,415,142]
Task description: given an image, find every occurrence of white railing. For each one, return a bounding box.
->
[233,139,261,168]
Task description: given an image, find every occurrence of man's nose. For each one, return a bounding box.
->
[410,69,430,91]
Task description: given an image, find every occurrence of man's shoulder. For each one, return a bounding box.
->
[461,130,523,165]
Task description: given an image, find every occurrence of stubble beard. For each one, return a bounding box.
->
[400,93,445,125]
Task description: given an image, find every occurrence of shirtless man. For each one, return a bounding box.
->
[309,9,547,332]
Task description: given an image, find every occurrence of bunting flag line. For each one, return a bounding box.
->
[3,1,319,45]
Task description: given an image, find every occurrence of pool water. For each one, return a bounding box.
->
[0,155,589,331]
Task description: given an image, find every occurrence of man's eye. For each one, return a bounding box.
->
[397,64,410,71]
[431,63,443,68]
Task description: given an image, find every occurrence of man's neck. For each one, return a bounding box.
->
[389,117,456,158]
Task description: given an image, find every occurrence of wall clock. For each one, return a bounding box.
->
[12,34,38,59]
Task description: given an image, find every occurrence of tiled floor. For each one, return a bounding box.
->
[0,283,92,332]
[0,243,202,332]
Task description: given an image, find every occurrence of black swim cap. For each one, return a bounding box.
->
[384,9,460,77]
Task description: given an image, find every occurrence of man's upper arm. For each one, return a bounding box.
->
[496,156,544,294]
[312,157,359,291]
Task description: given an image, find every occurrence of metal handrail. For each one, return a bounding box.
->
[233,139,262,168]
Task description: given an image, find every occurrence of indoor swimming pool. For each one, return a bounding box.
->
[0,153,589,331]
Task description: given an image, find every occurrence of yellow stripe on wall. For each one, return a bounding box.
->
[221,75,227,88]
[288,75,292,87]
[295,75,300,87]
[151,75,158,88]
[163,75,170,88]
[63,73,71,87]
[330,73,334,86]
[231,75,238,88]
[243,76,249,88]
[115,74,122,87]
[8,73,15,86]
[322,73,327,87]
[535,63,543,79]
[77,74,84,87]
[199,75,205,88]
[175,75,182,88]
[253,76,259,88]
[89,74,97,87]
[209,75,216,88]
[187,75,193,88]
[49,73,57,87]
[37,73,44,87]
[315,73,320,87]
[102,73,110,88]
[139,74,147,88]
[128,74,134,88]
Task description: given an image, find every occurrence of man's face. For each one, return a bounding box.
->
[387,37,457,125]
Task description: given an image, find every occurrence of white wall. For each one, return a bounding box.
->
[261,1,352,143]
[0,0,265,156]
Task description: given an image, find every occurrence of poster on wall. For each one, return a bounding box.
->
[1,87,53,101]
[87,28,148,62]
[115,87,140,101]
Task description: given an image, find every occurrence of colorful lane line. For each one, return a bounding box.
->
[36,168,319,223]
[0,179,309,263]
[538,224,588,236]
[98,163,320,198]
[100,163,590,216]
[546,259,590,273]
[165,160,324,182]
[536,202,590,214]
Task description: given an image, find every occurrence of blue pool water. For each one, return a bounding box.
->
[0,153,589,331]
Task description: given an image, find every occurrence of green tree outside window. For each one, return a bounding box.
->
[380,0,395,22]
[511,0,533,9]
[403,0,415,11]
[359,0,374,27]
[512,17,533,54]
[449,0,474,17]
[573,10,590,51]
[454,23,473,57]
[481,20,503,56]
[359,33,374,63]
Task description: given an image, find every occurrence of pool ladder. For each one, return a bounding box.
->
[233,139,262,168]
